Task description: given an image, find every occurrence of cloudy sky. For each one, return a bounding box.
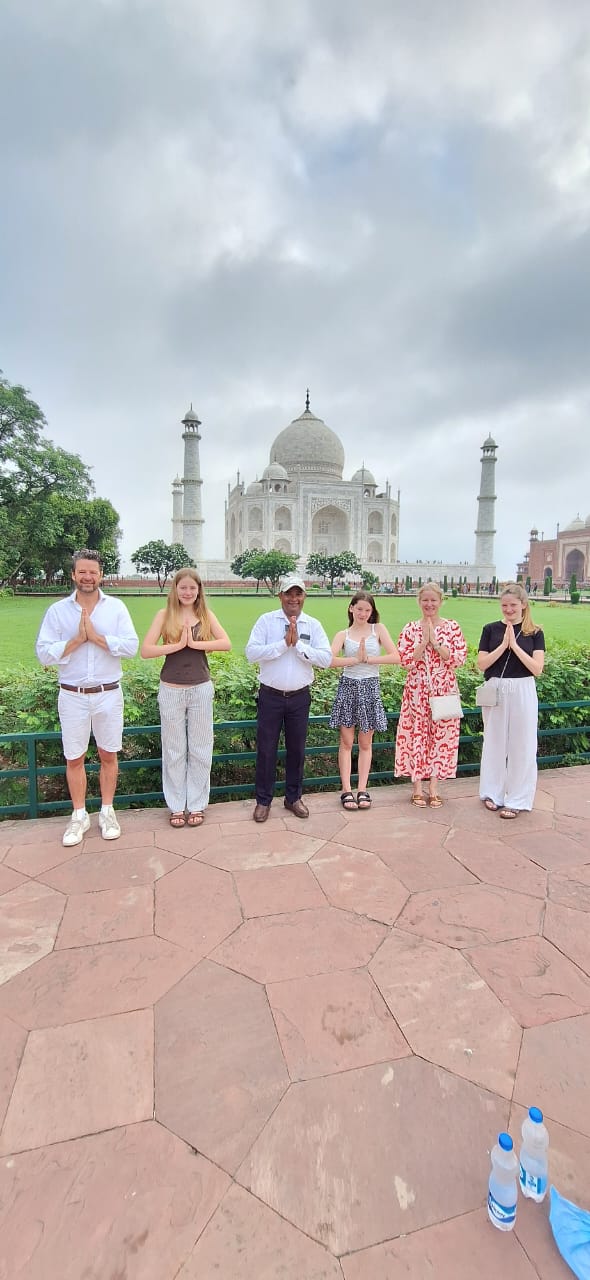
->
[1,0,589,576]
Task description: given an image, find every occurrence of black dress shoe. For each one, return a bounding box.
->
[253,803,270,823]
[284,798,309,819]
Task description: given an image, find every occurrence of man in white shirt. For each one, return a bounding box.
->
[245,573,331,823]
[36,549,139,846]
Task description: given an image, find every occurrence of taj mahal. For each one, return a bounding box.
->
[170,396,498,584]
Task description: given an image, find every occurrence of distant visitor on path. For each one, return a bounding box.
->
[478,582,545,819]
[140,569,231,828]
[394,582,467,807]
[35,549,139,847]
[245,573,332,823]
[329,592,400,811]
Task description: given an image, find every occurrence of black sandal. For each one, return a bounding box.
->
[357,791,372,809]
[340,791,358,810]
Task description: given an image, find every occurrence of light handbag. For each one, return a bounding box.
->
[475,682,500,708]
[429,692,464,721]
[424,649,463,722]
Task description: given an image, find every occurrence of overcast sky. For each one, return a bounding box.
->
[1,0,589,577]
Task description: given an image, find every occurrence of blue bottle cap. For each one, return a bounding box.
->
[529,1107,543,1123]
[499,1132,513,1151]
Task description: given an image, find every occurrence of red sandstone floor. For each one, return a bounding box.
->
[1,768,589,1278]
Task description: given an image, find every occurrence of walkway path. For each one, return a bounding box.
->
[1,768,589,1278]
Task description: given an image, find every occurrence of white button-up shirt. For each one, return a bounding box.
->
[35,590,139,685]
[245,608,332,691]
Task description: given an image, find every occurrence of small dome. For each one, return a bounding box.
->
[482,433,497,448]
[351,466,376,486]
[262,461,289,482]
[246,480,263,495]
[530,527,538,538]
[564,514,584,531]
[182,406,200,423]
[270,405,345,480]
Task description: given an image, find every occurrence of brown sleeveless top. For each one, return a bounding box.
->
[160,623,211,686]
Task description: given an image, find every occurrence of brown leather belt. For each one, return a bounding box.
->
[259,683,310,698]
[60,682,120,694]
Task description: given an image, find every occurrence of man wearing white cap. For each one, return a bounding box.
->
[245,573,332,822]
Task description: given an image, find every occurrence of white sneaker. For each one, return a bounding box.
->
[98,806,121,841]
[63,813,90,847]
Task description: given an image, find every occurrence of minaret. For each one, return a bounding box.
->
[171,475,183,545]
[475,434,498,567]
[180,405,204,565]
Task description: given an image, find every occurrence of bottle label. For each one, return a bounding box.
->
[519,1164,548,1197]
[488,1190,516,1225]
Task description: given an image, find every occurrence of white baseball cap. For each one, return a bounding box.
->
[279,573,306,593]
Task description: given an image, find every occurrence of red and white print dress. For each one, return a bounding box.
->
[394,619,467,781]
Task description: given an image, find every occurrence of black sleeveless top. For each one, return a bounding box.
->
[160,623,211,686]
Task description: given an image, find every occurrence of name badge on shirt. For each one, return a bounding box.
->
[285,623,310,642]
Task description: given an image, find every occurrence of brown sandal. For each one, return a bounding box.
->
[170,813,186,828]
[429,795,444,807]
[484,798,499,812]
[499,808,519,820]
[187,812,204,826]
[411,794,427,807]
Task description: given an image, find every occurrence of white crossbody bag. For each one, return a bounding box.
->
[475,647,513,708]
[424,649,463,722]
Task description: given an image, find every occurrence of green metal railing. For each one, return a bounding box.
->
[1,701,589,820]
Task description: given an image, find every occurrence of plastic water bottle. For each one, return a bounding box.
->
[519,1107,549,1202]
[488,1132,518,1231]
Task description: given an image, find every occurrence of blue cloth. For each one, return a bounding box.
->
[550,1186,590,1280]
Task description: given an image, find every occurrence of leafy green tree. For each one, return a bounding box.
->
[443,574,448,592]
[361,569,379,592]
[306,551,361,595]
[246,549,298,594]
[543,574,552,596]
[0,374,122,586]
[230,550,257,579]
[131,540,194,592]
[570,573,577,595]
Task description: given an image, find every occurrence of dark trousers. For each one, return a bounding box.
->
[255,685,311,806]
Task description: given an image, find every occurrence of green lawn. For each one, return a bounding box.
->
[2,592,588,672]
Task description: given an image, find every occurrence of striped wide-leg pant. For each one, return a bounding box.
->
[157,681,214,813]
[478,676,539,811]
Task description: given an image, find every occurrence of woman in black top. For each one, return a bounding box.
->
[477,582,545,818]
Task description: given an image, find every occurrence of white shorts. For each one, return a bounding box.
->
[58,686,124,759]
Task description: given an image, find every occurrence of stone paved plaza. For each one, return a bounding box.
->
[1,767,589,1278]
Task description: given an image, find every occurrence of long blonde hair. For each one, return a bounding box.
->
[161,569,212,643]
[502,582,538,636]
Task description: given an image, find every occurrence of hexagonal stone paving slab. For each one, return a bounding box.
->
[211,908,387,983]
[334,818,477,892]
[465,936,590,1026]
[0,881,65,985]
[0,1009,153,1154]
[0,935,195,1029]
[3,839,80,877]
[40,846,182,893]
[179,1184,342,1279]
[0,1013,26,1128]
[370,930,521,1098]
[233,863,327,917]
[0,1121,230,1280]
[237,1057,508,1255]
[341,1207,540,1279]
[155,959,288,1173]
[197,826,325,871]
[502,827,588,872]
[310,844,409,924]
[548,865,590,912]
[267,970,410,1080]
[55,884,154,948]
[155,859,242,955]
[396,884,543,948]
[544,900,590,976]
[514,1013,590,1137]
[444,828,547,898]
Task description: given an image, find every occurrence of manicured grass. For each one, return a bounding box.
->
[2,592,588,673]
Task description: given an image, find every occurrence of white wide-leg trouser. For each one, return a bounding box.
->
[157,681,214,813]
[479,676,538,811]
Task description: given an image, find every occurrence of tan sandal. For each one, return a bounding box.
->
[429,795,444,807]
[411,794,427,807]
[499,808,519,820]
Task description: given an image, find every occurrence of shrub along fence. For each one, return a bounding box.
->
[1,647,589,819]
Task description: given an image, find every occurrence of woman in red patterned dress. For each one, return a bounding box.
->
[394,582,467,806]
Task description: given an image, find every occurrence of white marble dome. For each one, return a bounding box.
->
[351,466,376,486]
[270,408,345,480]
[564,515,584,531]
[262,461,289,481]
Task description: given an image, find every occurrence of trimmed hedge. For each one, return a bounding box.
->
[1,645,589,813]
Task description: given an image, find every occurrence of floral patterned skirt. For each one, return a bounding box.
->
[329,676,388,733]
